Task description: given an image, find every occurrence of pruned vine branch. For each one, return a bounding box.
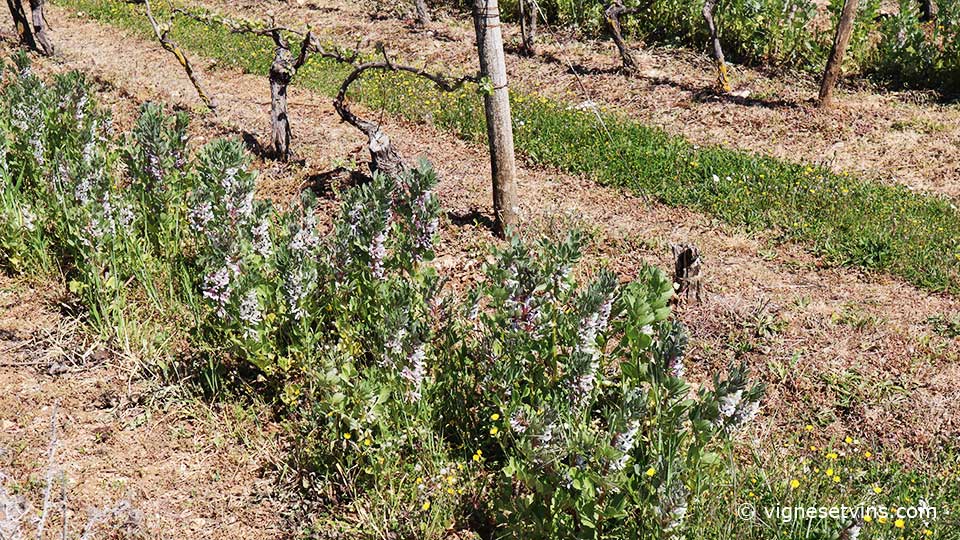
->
[142,0,217,111]
[318,45,481,177]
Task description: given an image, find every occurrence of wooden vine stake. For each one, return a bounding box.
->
[6,0,54,56]
[818,0,859,108]
[472,0,519,236]
[143,0,218,112]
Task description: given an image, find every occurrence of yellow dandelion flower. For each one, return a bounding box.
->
[790,479,800,489]
[826,468,834,476]
[805,425,814,431]
[491,413,500,421]
[873,486,883,494]
[844,436,853,444]
[421,501,431,511]
[645,467,656,477]
[833,475,840,483]
[343,433,351,440]
[489,427,499,436]
[864,515,873,523]
[894,519,905,529]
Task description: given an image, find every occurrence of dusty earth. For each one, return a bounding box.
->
[3,3,960,538]
[196,0,960,199]
[0,276,286,539]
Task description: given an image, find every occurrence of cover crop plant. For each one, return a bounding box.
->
[0,52,768,538]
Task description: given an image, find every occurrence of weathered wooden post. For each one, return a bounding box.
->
[472,0,520,236]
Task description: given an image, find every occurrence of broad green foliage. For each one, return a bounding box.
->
[0,55,773,538]
[435,232,763,537]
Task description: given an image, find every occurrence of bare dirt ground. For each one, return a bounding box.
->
[35,3,960,470]
[189,0,960,200]
[0,275,286,538]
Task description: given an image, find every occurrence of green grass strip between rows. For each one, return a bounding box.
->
[52,0,960,293]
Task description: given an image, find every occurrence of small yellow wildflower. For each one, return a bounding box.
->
[645,467,656,477]
[863,515,873,523]
[924,529,933,536]
[826,468,834,476]
[864,451,873,459]
[878,517,888,524]
[844,436,853,444]
[790,479,800,489]
[343,433,351,440]
[832,475,840,483]
[364,438,372,447]
[490,427,499,436]
[894,519,905,529]
[873,486,883,494]
[491,413,500,421]
[827,452,838,460]
[805,425,814,432]
[421,501,431,511]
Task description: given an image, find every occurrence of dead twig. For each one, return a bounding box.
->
[35,402,59,540]
[142,0,217,111]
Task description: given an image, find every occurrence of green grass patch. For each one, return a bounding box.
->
[54,0,960,293]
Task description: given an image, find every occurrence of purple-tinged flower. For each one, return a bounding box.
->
[251,218,272,258]
[400,343,427,402]
[239,290,263,340]
[202,263,237,318]
[189,201,214,233]
[369,227,387,279]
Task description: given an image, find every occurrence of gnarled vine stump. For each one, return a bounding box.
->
[702,0,730,92]
[6,0,53,56]
[672,243,703,303]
